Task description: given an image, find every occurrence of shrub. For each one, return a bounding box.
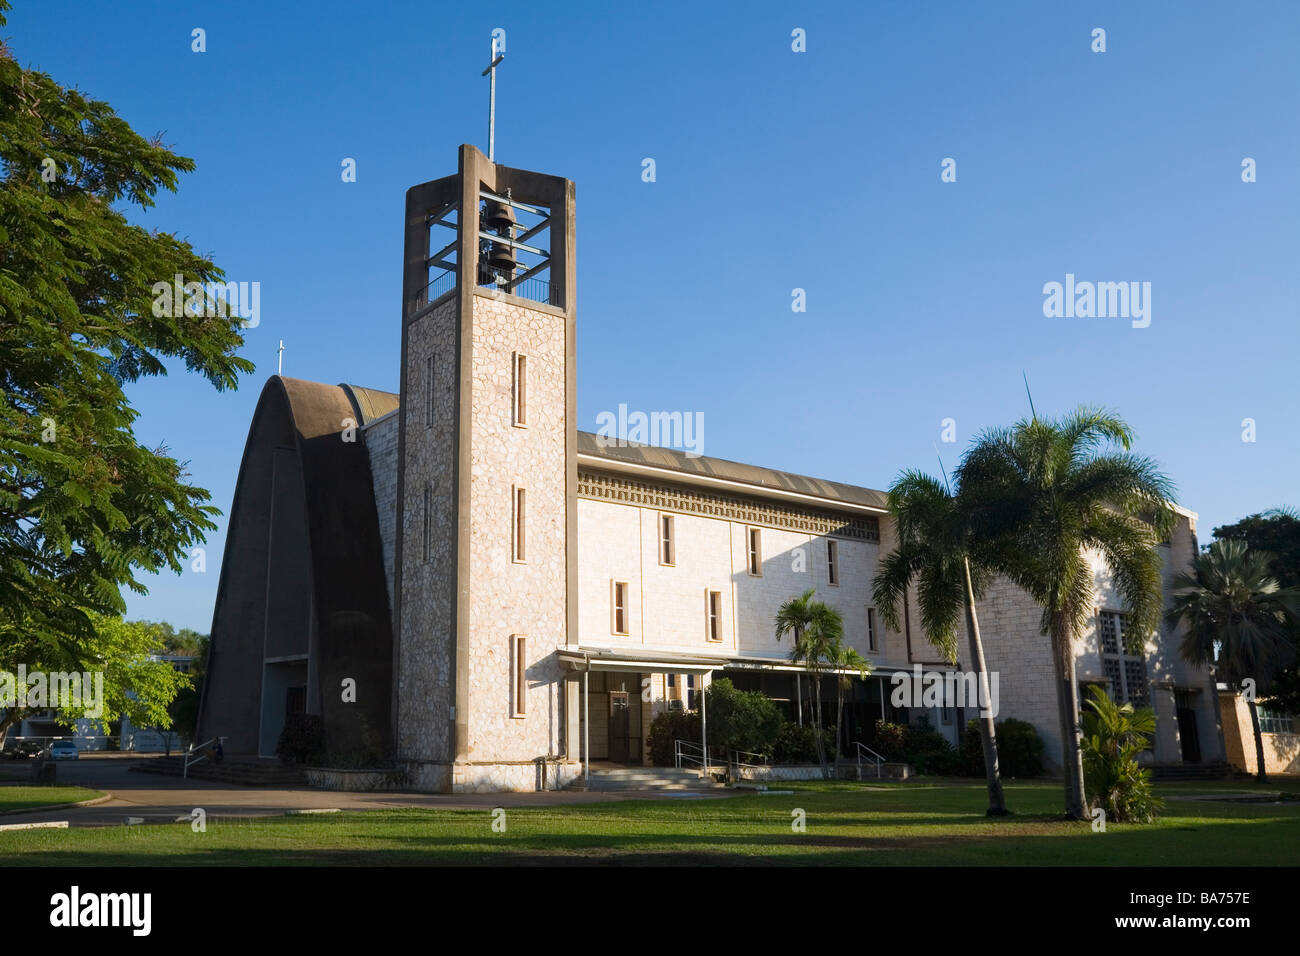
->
[897,715,957,776]
[873,720,908,762]
[961,717,1045,778]
[1081,685,1163,823]
[994,718,1045,778]
[773,722,832,764]
[910,746,964,776]
[646,708,701,767]
[276,713,325,765]
[960,720,985,776]
[320,710,386,769]
[903,715,950,756]
[702,678,783,759]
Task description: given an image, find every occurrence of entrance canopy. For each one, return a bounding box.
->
[557,647,722,675]
[557,646,932,679]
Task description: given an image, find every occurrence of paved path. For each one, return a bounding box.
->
[2,755,730,827]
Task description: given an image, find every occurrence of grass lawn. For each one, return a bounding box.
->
[0,778,1295,865]
[0,785,104,814]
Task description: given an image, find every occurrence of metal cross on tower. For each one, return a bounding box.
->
[482,30,505,161]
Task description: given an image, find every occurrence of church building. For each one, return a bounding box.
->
[197,145,1226,792]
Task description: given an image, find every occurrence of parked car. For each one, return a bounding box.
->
[46,740,79,761]
[1,740,44,760]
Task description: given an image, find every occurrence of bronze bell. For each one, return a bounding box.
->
[488,239,517,275]
[483,199,516,233]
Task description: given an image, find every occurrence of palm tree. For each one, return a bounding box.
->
[827,640,871,775]
[773,588,815,728]
[775,589,843,778]
[872,470,1009,815]
[1080,684,1162,823]
[1166,539,1300,782]
[957,407,1176,820]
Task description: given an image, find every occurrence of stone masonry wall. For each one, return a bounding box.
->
[462,293,569,780]
[395,297,457,791]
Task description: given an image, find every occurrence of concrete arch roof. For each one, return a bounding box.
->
[198,376,394,755]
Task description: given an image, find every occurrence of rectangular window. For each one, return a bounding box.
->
[512,486,526,563]
[827,539,839,586]
[660,514,675,566]
[512,351,527,426]
[867,607,877,652]
[611,581,629,635]
[1258,707,1297,735]
[425,354,435,429]
[511,635,527,718]
[422,485,431,562]
[747,527,762,576]
[1099,611,1149,706]
[706,590,722,642]
[686,674,696,709]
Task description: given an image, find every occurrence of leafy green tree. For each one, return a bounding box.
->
[1213,509,1300,715]
[1167,539,1300,782]
[775,589,843,778]
[0,0,250,704]
[872,470,1008,815]
[700,678,783,764]
[165,634,208,746]
[1080,684,1162,823]
[957,407,1175,820]
[0,614,190,743]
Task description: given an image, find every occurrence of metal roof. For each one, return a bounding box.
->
[324,383,889,513]
[340,384,400,426]
[576,430,888,512]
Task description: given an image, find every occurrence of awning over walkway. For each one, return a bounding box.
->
[557,648,723,674]
[557,646,947,679]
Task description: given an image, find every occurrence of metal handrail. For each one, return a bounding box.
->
[853,741,886,780]
[675,740,771,775]
[729,749,769,770]
[184,736,225,778]
[673,739,726,772]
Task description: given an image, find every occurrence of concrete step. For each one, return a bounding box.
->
[569,767,721,792]
[1150,762,1241,782]
[129,755,307,787]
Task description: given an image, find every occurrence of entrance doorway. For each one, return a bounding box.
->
[1176,689,1201,763]
[609,691,631,762]
[576,671,645,765]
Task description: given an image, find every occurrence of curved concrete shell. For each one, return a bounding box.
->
[197,376,397,760]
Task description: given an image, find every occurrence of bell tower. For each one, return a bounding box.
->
[392,144,578,792]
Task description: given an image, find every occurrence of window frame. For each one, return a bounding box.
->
[1098,609,1149,707]
[512,485,527,563]
[511,634,527,718]
[659,513,675,567]
[746,527,763,577]
[1258,706,1298,735]
[422,484,432,563]
[512,350,528,428]
[706,589,723,642]
[866,606,877,652]
[425,353,435,429]
[826,538,839,586]
[611,580,630,636]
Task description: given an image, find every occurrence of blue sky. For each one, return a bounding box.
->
[6,0,1297,631]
